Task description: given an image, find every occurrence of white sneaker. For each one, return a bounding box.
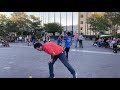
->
[73,73,77,78]
[48,76,55,78]
[29,75,32,78]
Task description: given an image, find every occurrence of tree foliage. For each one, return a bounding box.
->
[87,12,120,35]
[43,23,63,35]
[0,12,42,36]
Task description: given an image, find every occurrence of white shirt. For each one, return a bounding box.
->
[78,35,84,40]
[19,36,22,40]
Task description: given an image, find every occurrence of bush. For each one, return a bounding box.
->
[112,34,120,38]
[83,35,97,40]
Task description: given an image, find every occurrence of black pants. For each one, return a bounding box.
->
[113,44,118,53]
[48,52,75,77]
[79,40,83,48]
[43,40,47,43]
[65,47,70,58]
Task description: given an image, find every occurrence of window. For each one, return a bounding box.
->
[81,21,83,24]
[81,14,83,18]
[80,27,83,30]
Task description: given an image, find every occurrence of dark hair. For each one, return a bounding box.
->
[34,43,42,49]
[67,32,71,36]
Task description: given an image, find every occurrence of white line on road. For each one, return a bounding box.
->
[71,49,120,56]
[8,61,15,64]
[10,45,33,48]
[3,67,11,70]
[2,44,120,56]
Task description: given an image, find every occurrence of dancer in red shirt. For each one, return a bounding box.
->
[34,42,77,78]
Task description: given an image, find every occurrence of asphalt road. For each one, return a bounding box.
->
[0,40,120,78]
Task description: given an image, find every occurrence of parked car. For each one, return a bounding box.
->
[100,35,112,38]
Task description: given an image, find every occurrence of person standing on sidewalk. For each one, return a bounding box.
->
[34,42,77,78]
[78,33,84,48]
[64,32,72,59]
[42,35,47,43]
[74,33,79,48]
[32,35,36,45]
[47,36,51,42]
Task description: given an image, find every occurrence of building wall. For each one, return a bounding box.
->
[118,30,120,34]
[78,12,105,35]
[63,25,78,35]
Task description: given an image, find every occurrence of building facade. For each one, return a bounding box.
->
[63,25,78,35]
[78,12,105,35]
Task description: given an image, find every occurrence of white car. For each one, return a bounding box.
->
[100,35,112,38]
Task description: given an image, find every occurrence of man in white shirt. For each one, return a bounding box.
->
[78,33,84,48]
[110,38,116,48]
[19,36,22,42]
[19,36,22,39]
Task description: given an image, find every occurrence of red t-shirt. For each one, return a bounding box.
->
[42,42,64,55]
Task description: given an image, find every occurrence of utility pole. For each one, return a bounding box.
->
[54,12,55,23]
[66,12,67,32]
[72,12,73,35]
[60,12,61,26]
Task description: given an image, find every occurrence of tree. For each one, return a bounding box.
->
[0,14,9,36]
[0,12,42,37]
[6,12,42,36]
[29,15,42,35]
[87,14,109,34]
[43,23,63,35]
[9,12,32,35]
[104,12,120,35]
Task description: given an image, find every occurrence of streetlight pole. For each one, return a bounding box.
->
[48,12,50,23]
[72,12,73,35]
[60,12,61,26]
[54,12,55,23]
[39,12,41,25]
[41,12,42,26]
[66,12,67,32]
[43,12,44,26]
[86,12,88,35]
[45,12,46,24]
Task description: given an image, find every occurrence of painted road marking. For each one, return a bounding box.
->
[2,45,120,56]
[10,45,33,48]
[8,61,15,64]
[3,67,11,70]
[71,49,120,56]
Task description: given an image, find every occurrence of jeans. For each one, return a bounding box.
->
[48,52,76,77]
[43,40,47,43]
[79,40,83,48]
[32,39,35,45]
[65,47,70,58]
[75,40,78,48]
[97,42,101,47]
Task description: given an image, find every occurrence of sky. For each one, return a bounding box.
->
[0,12,78,26]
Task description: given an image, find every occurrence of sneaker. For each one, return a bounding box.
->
[73,73,77,78]
[48,76,55,78]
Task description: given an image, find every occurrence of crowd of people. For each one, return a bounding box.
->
[1,32,120,54]
[0,37,10,47]
[25,35,50,46]
[0,33,52,47]
[1,31,120,78]
[56,32,84,59]
[93,37,120,53]
[0,38,9,47]
[74,33,84,48]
